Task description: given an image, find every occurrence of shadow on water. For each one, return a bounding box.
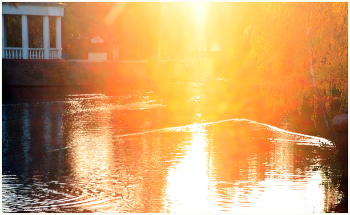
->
[2,86,105,103]
[2,86,346,213]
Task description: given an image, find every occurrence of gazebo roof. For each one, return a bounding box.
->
[3,2,66,6]
[2,2,66,16]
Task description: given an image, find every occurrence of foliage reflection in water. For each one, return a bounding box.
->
[2,88,344,213]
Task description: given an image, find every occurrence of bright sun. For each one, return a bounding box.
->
[192,2,206,25]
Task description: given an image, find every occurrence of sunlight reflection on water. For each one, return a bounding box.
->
[165,124,214,212]
[2,89,344,213]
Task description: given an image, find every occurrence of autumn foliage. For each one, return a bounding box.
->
[247,2,348,122]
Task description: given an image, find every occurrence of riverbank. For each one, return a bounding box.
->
[2,59,157,87]
[2,59,212,87]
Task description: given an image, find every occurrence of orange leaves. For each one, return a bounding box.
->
[249,2,348,115]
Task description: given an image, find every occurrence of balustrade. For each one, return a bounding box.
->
[3,48,61,59]
[28,49,45,59]
[49,49,59,59]
[4,48,23,59]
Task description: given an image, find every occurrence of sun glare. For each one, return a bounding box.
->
[193,2,206,26]
[165,124,215,212]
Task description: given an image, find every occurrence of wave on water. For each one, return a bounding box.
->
[118,118,333,147]
[47,118,333,153]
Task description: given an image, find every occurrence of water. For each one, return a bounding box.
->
[2,84,345,213]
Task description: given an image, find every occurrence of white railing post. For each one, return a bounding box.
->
[49,49,59,59]
[28,49,44,59]
[43,16,50,59]
[55,17,62,59]
[22,15,28,59]
[4,48,23,59]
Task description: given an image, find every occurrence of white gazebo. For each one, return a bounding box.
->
[2,2,65,59]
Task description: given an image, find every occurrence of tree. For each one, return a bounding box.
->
[248,2,348,131]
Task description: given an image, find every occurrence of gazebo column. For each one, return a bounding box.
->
[2,15,6,57]
[55,17,62,59]
[21,15,29,59]
[43,16,50,59]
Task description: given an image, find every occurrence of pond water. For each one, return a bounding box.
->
[2,84,345,213]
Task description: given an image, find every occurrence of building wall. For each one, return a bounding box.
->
[3,59,218,88]
[3,59,104,86]
[2,59,167,87]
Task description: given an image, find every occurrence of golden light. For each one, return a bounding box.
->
[65,96,117,211]
[103,2,127,26]
[164,124,217,212]
[192,2,206,26]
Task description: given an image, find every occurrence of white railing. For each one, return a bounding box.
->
[29,49,45,59]
[49,49,59,59]
[3,48,61,59]
[4,48,23,59]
